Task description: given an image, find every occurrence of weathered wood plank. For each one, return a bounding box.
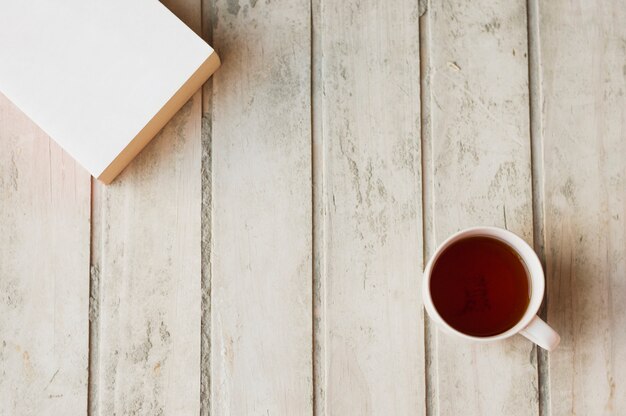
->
[424,0,538,414]
[92,98,202,415]
[92,1,203,414]
[209,0,313,414]
[0,93,91,415]
[537,0,626,414]
[314,1,424,415]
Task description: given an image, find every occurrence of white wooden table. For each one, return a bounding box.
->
[1,0,624,414]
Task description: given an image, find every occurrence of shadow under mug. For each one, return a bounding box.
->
[422,226,560,351]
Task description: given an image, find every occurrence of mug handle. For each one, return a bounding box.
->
[520,315,560,351]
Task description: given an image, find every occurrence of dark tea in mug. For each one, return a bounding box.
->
[430,236,530,337]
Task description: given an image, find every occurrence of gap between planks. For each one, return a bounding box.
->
[311,0,325,412]
[87,179,102,416]
[419,1,437,416]
[200,0,215,414]
[526,0,550,414]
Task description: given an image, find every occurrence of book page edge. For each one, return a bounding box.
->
[97,51,220,184]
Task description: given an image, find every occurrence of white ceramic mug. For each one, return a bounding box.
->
[423,226,560,351]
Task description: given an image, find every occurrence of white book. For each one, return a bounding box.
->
[0,0,220,183]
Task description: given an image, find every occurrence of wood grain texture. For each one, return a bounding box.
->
[91,1,203,414]
[0,94,91,415]
[538,1,626,414]
[314,1,424,415]
[424,0,538,414]
[208,0,313,413]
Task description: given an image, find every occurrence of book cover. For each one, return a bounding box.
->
[0,0,220,183]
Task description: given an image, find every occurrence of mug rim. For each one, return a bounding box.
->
[422,226,545,342]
